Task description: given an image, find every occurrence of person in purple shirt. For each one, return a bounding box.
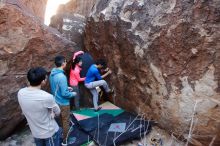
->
[84,59,113,111]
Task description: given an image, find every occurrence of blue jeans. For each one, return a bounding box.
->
[34,128,62,146]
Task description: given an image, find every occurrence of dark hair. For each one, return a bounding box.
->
[55,55,65,67]
[95,59,107,69]
[71,56,82,70]
[27,67,47,86]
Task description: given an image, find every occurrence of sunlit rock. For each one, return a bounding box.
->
[20,0,47,21]
[49,0,98,49]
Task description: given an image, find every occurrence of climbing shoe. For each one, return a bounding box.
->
[94,107,102,112]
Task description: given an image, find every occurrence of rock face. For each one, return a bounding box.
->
[50,0,98,49]
[20,0,47,21]
[57,0,97,17]
[0,0,75,140]
[50,13,86,49]
[84,0,220,145]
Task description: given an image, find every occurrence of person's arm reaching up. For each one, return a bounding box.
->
[73,51,84,60]
[101,69,112,79]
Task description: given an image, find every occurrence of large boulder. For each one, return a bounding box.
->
[84,0,220,145]
[50,13,86,49]
[57,0,97,17]
[49,0,98,49]
[19,0,47,21]
[0,0,75,140]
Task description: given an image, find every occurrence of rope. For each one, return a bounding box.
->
[64,118,75,145]
[185,100,198,146]
[104,131,109,146]
[97,113,100,143]
[113,114,139,146]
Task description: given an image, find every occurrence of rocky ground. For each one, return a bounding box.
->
[0,126,184,146]
[0,125,34,146]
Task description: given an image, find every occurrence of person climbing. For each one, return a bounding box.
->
[49,55,76,145]
[84,59,113,112]
[69,51,85,110]
[18,67,62,146]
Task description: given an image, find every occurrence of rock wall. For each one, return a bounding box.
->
[20,0,47,21]
[50,0,99,49]
[57,0,97,17]
[84,0,220,145]
[0,0,76,140]
[50,13,86,49]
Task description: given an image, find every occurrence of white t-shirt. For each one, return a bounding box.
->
[18,87,60,139]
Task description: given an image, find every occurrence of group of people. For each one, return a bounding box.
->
[17,51,114,146]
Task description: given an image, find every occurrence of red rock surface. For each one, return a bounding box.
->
[84,0,220,145]
[19,0,47,21]
[0,0,75,140]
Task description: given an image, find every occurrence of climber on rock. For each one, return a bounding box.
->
[84,59,114,112]
[49,55,77,145]
[18,67,62,146]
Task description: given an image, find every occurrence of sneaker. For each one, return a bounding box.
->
[94,107,102,112]
[61,142,67,146]
[108,88,114,94]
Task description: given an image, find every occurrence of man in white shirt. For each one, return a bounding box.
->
[18,67,61,146]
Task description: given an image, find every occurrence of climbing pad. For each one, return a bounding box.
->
[68,102,152,146]
[72,101,124,120]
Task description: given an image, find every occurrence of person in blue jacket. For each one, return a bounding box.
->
[85,59,113,111]
[49,55,76,144]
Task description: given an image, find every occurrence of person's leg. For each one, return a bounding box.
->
[44,137,52,146]
[60,106,70,144]
[99,86,109,101]
[85,80,112,110]
[86,80,111,92]
[34,138,45,146]
[55,116,62,128]
[50,128,63,146]
[72,86,80,109]
[89,88,99,109]
[79,83,91,107]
